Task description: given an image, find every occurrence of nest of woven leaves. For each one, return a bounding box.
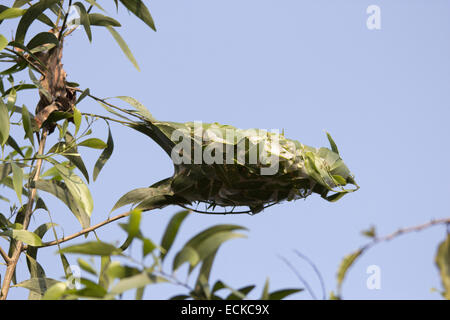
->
[114,120,359,214]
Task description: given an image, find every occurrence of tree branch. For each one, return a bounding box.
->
[337,217,450,298]
[58,0,73,41]
[0,247,11,265]
[362,217,450,251]
[1,129,48,300]
[23,211,133,250]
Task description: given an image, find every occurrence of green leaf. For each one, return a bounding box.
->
[435,233,450,300]
[78,138,107,149]
[77,258,97,276]
[142,238,157,257]
[42,282,67,300]
[268,288,303,300]
[173,225,247,272]
[0,8,26,21]
[73,107,81,136]
[26,31,58,51]
[116,96,155,121]
[15,0,60,44]
[83,0,105,12]
[0,99,10,146]
[332,174,346,185]
[21,105,34,146]
[13,1,33,8]
[60,241,121,256]
[261,278,269,300]
[93,126,113,181]
[7,136,25,157]
[88,13,121,27]
[127,209,141,239]
[106,26,139,71]
[225,285,255,300]
[111,187,158,212]
[160,210,190,261]
[62,132,90,183]
[194,249,218,299]
[0,34,8,51]
[110,272,167,295]
[76,88,89,105]
[326,132,339,155]
[14,277,60,295]
[119,0,156,31]
[74,2,92,42]
[26,223,58,286]
[11,162,23,205]
[106,262,140,280]
[336,249,363,295]
[54,163,93,216]
[98,255,111,289]
[0,229,43,246]
[33,179,91,229]
[24,256,47,300]
[361,226,376,238]
[76,278,107,298]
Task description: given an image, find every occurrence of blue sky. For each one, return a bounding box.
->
[2,0,450,299]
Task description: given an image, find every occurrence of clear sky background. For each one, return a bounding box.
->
[2,0,450,299]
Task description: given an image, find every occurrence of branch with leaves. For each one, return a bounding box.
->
[334,218,450,299]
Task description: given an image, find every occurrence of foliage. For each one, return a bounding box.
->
[0,0,306,300]
[0,0,447,301]
[11,210,303,300]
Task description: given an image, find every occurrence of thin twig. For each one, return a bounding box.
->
[337,217,450,298]
[294,250,326,300]
[81,112,134,126]
[58,0,73,42]
[0,247,11,265]
[278,254,317,300]
[361,217,450,251]
[23,211,132,250]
